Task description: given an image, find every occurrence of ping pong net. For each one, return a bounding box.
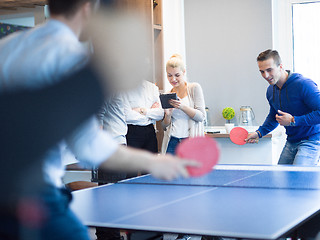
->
[117,164,320,191]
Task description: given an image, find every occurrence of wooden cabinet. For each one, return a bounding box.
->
[152,0,164,90]
[115,0,164,89]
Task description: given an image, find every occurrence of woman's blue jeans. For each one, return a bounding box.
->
[166,136,188,155]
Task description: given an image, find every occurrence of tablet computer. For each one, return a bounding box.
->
[160,93,178,109]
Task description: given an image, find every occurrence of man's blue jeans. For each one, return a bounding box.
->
[278,133,320,166]
[0,186,90,240]
[40,186,90,240]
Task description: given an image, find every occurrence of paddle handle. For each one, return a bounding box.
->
[245,139,259,144]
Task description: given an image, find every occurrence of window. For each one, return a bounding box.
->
[292,1,320,85]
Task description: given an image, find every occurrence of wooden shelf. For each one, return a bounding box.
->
[115,0,163,85]
[0,0,46,10]
[153,24,162,30]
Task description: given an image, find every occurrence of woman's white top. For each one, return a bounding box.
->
[161,82,206,154]
[171,96,190,138]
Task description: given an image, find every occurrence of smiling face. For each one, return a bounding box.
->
[166,66,185,88]
[258,58,283,86]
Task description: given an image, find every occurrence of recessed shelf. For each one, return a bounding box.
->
[153,24,162,30]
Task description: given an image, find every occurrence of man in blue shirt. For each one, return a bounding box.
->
[246,49,320,165]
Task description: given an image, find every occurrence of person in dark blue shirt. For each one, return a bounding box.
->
[0,64,105,240]
[246,49,320,165]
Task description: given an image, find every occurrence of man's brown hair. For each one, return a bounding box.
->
[257,49,282,66]
[48,0,97,18]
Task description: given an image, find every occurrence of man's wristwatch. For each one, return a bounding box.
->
[289,116,295,126]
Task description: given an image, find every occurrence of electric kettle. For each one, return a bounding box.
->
[239,106,255,126]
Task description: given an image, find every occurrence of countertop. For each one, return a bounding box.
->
[205,126,272,138]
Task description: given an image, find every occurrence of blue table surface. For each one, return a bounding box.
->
[122,168,320,190]
[71,165,320,239]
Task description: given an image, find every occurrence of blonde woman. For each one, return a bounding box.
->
[161,54,206,155]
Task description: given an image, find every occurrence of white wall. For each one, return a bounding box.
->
[0,6,46,27]
[184,0,273,126]
[0,13,34,27]
[162,0,186,92]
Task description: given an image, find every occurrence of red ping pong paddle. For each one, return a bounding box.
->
[176,136,220,177]
[229,127,248,145]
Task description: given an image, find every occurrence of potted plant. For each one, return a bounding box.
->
[222,107,235,133]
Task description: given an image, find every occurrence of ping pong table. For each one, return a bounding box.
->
[70,165,320,239]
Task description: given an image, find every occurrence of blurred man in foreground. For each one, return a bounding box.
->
[0,1,198,239]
